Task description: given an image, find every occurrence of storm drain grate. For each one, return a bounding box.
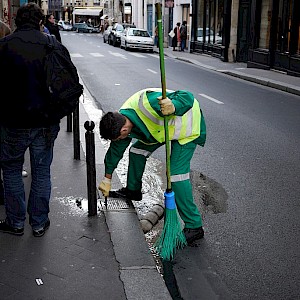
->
[98,198,134,210]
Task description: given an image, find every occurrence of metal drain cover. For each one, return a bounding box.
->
[98,198,134,211]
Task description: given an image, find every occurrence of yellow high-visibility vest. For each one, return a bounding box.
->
[120,89,201,145]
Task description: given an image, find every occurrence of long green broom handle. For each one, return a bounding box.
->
[156,3,172,192]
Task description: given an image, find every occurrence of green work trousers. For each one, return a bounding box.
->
[127,140,202,229]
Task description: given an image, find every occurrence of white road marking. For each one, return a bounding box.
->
[147,69,157,74]
[128,52,146,58]
[109,51,127,59]
[70,53,83,57]
[148,54,159,59]
[199,93,224,104]
[90,53,104,57]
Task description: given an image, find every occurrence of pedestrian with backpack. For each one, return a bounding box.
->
[0,3,81,237]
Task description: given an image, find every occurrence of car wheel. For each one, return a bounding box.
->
[89,29,92,33]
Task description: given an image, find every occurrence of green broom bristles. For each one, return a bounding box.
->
[154,192,187,261]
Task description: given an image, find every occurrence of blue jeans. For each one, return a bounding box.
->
[0,125,60,229]
[181,39,186,51]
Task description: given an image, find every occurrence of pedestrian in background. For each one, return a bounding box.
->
[45,13,61,43]
[180,21,187,51]
[98,88,207,245]
[172,22,180,51]
[0,19,11,206]
[40,16,50,35]
[0,2,61,237]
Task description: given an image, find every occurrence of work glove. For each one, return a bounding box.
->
[98,177,111,197]
[157,96,175,115]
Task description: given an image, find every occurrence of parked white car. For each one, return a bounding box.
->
[58,20,73,31]
[197,27,222,44]
[120,28,154,52]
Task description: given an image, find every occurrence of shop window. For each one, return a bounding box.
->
[197,0,223,45]
[275,0,292,53]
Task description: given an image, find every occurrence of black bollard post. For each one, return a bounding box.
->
[66,114,72,132]
[73,104,80,160]
[84,121,97,216]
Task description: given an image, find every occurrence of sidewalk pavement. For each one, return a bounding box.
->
[1,47,299,300]
[0,110,171,300]
[158,46,300,97]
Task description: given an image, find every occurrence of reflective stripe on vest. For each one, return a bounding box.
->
[171,173,190,182]
[129,147,152,157]
[121,89,201,145]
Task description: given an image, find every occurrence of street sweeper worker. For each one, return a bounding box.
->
[98,88,206,245]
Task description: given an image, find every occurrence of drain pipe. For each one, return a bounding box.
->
[140,203,164,233]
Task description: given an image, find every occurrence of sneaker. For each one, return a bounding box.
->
[32,220,50,237]
[0,220,24,236]
[183,227,204,245]
[109,187,142,201]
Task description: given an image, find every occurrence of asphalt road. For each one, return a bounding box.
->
[61,32,300,299]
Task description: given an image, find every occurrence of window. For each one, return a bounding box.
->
[197,0,223,44]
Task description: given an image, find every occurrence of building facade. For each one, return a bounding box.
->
[2,0,299,76]
[247,0,300,76]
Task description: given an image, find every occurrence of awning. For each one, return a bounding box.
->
[73,8,103,16]
[100,14,108,20]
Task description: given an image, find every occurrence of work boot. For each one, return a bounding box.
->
[183,227,204,245]
[109,187,142,201]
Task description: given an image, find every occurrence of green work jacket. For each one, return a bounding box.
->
[104,88,206,175]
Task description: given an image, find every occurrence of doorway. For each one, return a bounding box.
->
[236,0,251,62]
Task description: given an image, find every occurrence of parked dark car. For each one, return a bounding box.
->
[108,23,136,47]
[72,23,99,33]
[103,25,113,43]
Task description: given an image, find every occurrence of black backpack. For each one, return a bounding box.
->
[44,35,83,120]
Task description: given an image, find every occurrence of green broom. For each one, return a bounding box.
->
[154,2,187,261]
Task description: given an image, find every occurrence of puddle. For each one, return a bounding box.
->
[191,171,228,214]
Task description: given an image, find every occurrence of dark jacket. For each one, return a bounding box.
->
[180,24,187,40]
[0,24,61,128]
[172,26,179,47]
[45,21,61,43]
